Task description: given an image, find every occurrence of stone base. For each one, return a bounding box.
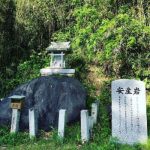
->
[40,68,75,76]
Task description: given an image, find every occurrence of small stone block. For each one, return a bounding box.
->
[29,108,38,138]
[10,109,20,133]
[58,109,66,139]
[81,110,90,143]
[88,116,94,130]
[91,103,98,124]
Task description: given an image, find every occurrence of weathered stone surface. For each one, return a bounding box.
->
[112,79,147,144]
[81,110,90,143]
[0,76,86,131]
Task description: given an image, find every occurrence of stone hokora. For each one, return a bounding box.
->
[40,42,75,76]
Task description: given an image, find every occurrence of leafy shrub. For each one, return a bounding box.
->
[14,50,49,83]
[95,13,150,79]
[53,8,150,88]
[0,50,49,97]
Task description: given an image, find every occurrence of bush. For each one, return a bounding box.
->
[0,50,49,97]
[52,9,150,89]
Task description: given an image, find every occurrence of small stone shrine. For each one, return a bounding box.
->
[40,42,75,76]
[9,95,25,133]
[112,79,148,144]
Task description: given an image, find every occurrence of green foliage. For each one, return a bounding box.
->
[0,91,150,150]
[14,50,49,83]
[95,13,150,78]
[0,126,31,146]
[0,1,150,148]
[0,0,149,97]
[53,6,150,87]
[0,50,49,97]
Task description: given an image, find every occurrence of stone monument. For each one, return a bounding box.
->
[40,42,75,76]
[112,79,148,144]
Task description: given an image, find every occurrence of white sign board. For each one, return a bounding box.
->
[112,79,147,144]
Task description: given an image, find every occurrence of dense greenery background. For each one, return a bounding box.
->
[0,0,149,149]
[0,0,149,97]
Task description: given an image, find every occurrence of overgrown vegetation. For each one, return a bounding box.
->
[0,86,150,150]
[0,0,150,149]
[0,0,149,97]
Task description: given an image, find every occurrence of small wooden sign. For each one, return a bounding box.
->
[9,95,25,110]
[11,102,23,109]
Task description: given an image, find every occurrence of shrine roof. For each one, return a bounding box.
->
[9,95,25,100]
[46,42,70,52]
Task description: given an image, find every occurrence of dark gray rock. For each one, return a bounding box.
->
[0,76,86,131]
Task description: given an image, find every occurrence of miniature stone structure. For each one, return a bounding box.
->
[9,95,25,133]
[40,42,75,76]
[81,102,99,143]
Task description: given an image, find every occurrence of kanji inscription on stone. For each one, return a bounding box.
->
[112,79,147,144]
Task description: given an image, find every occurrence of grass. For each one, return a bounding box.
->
[0,79,150,150]
[1,98,150,150]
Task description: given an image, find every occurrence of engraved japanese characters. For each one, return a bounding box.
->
[112,79,147,144]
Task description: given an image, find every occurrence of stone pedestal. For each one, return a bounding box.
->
[10,109,20,133]
[40,68,75,76]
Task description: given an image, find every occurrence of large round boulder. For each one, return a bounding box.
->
[0,76,86,131]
